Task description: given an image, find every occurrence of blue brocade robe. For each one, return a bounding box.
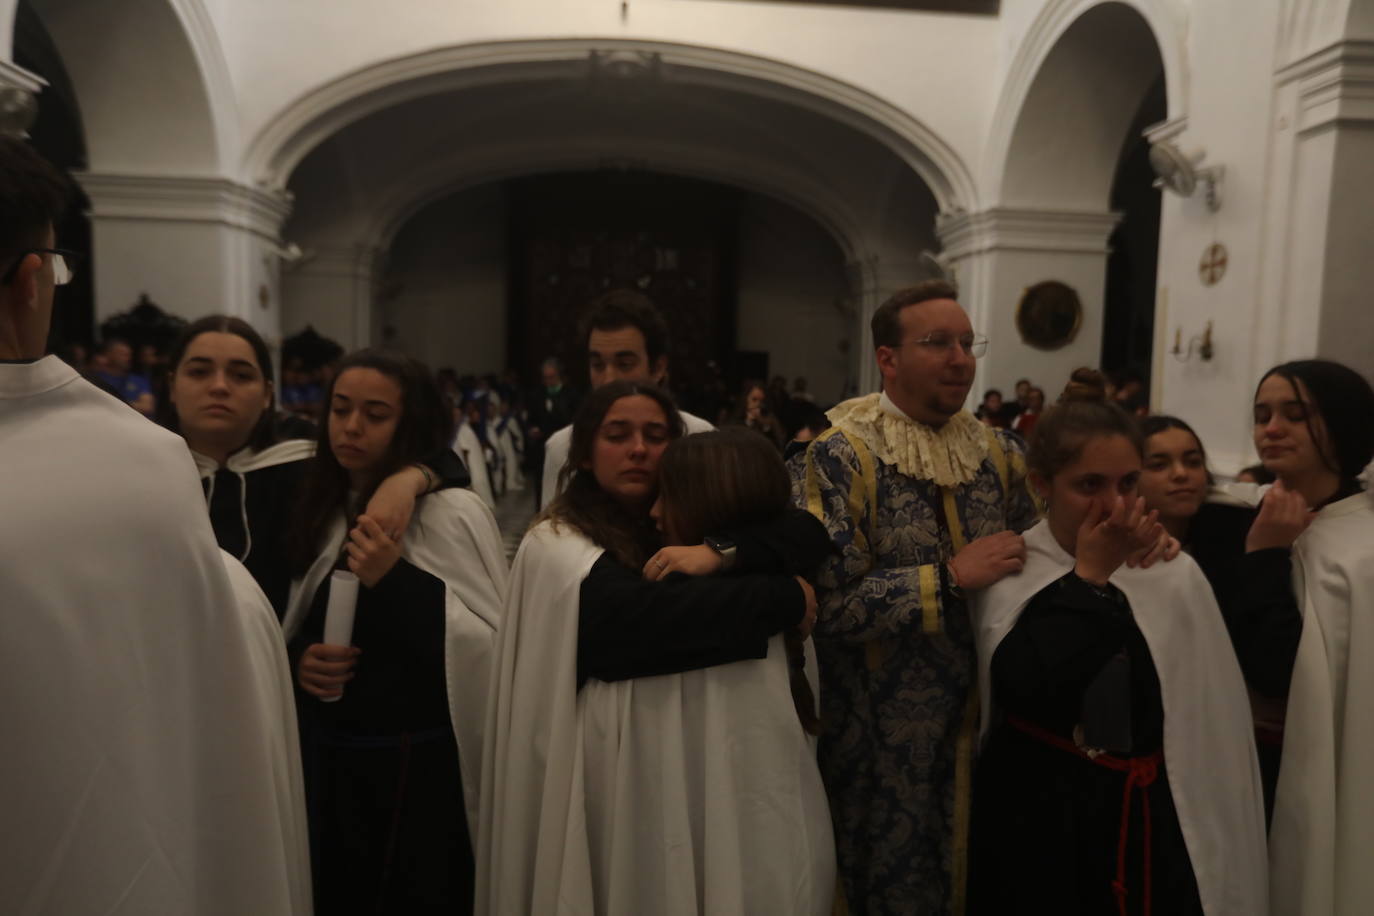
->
[792,395,1039,916]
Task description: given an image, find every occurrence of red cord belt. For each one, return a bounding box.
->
[1005,714,1163,916]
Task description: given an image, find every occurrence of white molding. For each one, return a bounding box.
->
[242,37,976,211]
[936,207,1120,260]
[78,173,294,240]
[0,60,45,94]
[167,0,240,163]
[1276,40,1374,135]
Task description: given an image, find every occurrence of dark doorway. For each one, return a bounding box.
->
[1101,73,1166,399]
[13,0,94,356]
[507,170,740,404]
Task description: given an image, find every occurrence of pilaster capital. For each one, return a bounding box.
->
[1276,39,1374,136]
[936,207,1119,261]
[77,173,295,241]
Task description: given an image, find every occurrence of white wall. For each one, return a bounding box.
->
[1150,0,1294,474]
[380,183,508,376]
[736,194,851,405]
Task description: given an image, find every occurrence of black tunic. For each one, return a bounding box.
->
[1184,501,1302,820]
[205,458,307,617]
[969,574,1203,916]
[293,558,472,916]
[577,507,832,688]
[1186,502,1302,698]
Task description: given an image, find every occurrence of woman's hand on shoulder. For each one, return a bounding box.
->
[643,545,723,580]
[298,642,359,700]
[346,514,403,587]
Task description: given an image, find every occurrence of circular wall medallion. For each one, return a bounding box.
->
[1016,281,1083,351]
[1199,243,1228,286]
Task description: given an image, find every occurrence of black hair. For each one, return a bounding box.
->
[1139,414,1214,485]
[580,289,671,368]
[289,349,452,573]
[1257,360,1374,483]
[542,379,685,569]
[158,315,280,453]
[0,137,72,267]
[869,279,960,349]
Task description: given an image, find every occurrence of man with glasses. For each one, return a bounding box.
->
[0,137,310,914]
[794,279,1037,915]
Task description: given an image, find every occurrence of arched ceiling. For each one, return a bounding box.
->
[283,68,941,265]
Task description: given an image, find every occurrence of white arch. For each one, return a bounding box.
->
[983,0,1186,204]
[244,37,976,213]
[23,0,229,173]
[164,0,239,166]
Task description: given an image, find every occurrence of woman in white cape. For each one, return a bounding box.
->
[478,382,835,916]
[1249,360,1374,916]
[283,349,506,915]
[971,370,1267,916]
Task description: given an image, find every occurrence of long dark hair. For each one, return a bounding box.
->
[1257,360,1374,485]
[158,315,280,453]
[658,429,822,735]
[543,380,685,569]
[289,349,452,573]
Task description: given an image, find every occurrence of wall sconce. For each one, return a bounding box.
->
[1172,322,1214,362]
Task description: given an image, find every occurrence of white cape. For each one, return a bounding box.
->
[540,409,716,510]
[0,357,311,915]
[1270,489,1374,916]
[453,420,496,509]
[973,520,1268,916]
[283,487,507,832]
[477,521,835,915]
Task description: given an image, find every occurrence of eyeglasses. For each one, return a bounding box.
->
[1,248,79,287]
[897,333,989,358]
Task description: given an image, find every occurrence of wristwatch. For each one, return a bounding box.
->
[704,534,737,572]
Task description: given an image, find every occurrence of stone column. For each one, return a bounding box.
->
[847,251,940,397]
[78,174,293,341]
[937,207,1119,397]
[279,244,385,351]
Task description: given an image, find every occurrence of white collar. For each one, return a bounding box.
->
[827,391,989,486]
[190,438,315,479]
[0,355,80,399]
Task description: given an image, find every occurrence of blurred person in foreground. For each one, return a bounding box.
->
[0,137,310,913]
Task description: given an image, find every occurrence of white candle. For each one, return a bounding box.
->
[320,570,359,703]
